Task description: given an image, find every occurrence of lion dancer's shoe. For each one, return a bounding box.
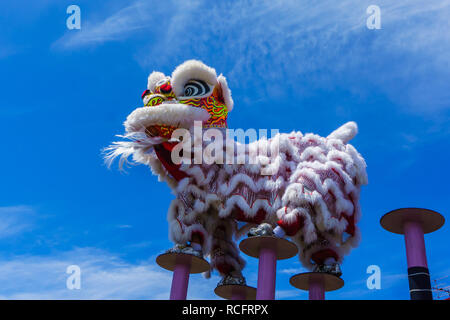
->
[217,270,247,286]
[247,222,291,239]
[166,243,203,258]
[248,223,275,237]
[164,231,207,260]
[312,255,342,277]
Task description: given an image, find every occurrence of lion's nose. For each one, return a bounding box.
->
[160,83,172,94]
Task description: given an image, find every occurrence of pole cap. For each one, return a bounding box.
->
[380,208,445,234]
[214,284,257,300]
[290,272,344,292]
[239,236,298,260]
[156,252,210,274]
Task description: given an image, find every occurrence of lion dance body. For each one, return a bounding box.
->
[105,60,368,285]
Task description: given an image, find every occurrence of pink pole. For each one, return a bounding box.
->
[309,275,325,300]
[403,220,428,268]
[256,243,277,300]
[169,256,191,300]
[403,219,433,300]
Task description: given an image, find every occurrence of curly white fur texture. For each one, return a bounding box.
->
[106,121,368,272]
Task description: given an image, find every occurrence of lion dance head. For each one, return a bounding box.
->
[126,60,233,140]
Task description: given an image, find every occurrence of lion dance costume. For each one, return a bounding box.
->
[105,60,368,286]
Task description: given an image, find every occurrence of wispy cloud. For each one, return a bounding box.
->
[0,206,35,238]
[52,1,200,50]
[153,0,450,114]
[125,241,152,249]
[55,0,450,114]
[0,247,220,299]
[53,2,148,49]
[57,0,450,114]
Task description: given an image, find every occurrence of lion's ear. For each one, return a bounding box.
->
[217,74,234,111]
[147,71,166,92]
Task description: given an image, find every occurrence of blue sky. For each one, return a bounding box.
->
[0,0,449,299]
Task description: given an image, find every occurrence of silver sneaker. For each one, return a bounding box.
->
[248,223,274,237]
[313,262,342,277]
[217,275,247,287]
[166,243,202,258]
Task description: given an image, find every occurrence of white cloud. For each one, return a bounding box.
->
[138,0,450,114]
[54,2,148,49]
[52,1,201,50]
[0,247,221,299]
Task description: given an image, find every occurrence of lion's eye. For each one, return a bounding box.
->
[183,79,210,97]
